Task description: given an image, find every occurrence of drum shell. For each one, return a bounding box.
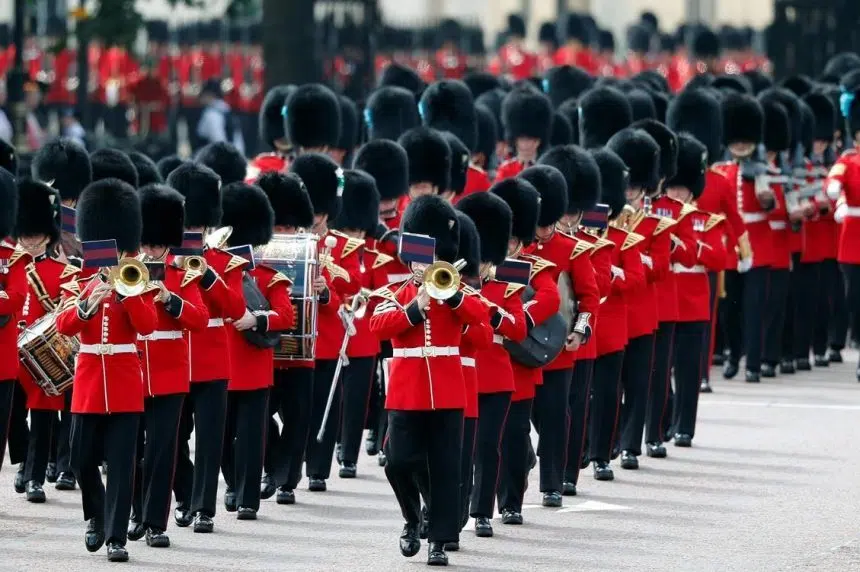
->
[17,314,78,398]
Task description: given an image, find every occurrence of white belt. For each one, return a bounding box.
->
[769,221,787,230]
[742,212,768,223]
[844,206,860,217]
[392,346,459,358]
[493,334,504,345]
[672,264,706,274]
[207,318,224,328]
[387,273,413,282]
[137,330,184,342]
[461,357,476,367]
[79,343,138,356]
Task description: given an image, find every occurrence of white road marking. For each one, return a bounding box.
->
[702,399,860,411]
[556,501,631,513]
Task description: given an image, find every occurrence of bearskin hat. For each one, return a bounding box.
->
[220,183,274,248]
[255,172,314,230]
[557,99,580,145]
[0,139,16,175]
[804,91,836,142]
[520,165,568,226]
[550,112,573,147]
[420,80,478,152]
[365,86,422,141]
[742,70,773,95]
[544,65,594,109]
[166,162,222,228]
[442,132,470,195]
[156,155,185,181]
[598,29,615,52]
[578,86,633,148]
[538,21,558,46]
[799,100,815,155]
[501,87,553,142]
[336,95,359,153]
[607,128,661,194]
[456,192,512,265]
[630,118,678,181]
[289,153,342,218]
[667,88,723,164]
[0,168,16,239]
[138,184,184,247]
[76,179,142,253]
[489,178,540,246]
[538,144,601,213]
[285,83,341,149]
[822,52,860,82]
[722,92,764,145]
[90,149,139,187]
[760,87,804,152]
[632,70,670,94]
[334,170,380,233]
[260,85,295,150]
[781,74,815,97]
[760,100,791,152]
[665,133,708,199]
[352,140,408,202]
[475,89,505,138]
[475,104,498,162]
[195,141,247,185]
[454,211,481,278]
[692,27,720,60]
[398,127,451,191]
[507,14,526,38]
[31,137,92,203]
[627,24,652,53]
[129,151,163,187]
[378,63,425,98]
[15,180,59,244]
[400,195,459,263]
[590,148,628,220]
[712,74,751,95]
[463,72,501,100]
[627,88,657,121]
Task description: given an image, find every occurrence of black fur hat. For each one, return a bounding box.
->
[489,178,540,246]
[365,86,422,141]
[352,140,408,202]
[0,139,16,175]
[721,92,764,145]
[590,148,629,220]
[759,87,802,151]
[442,132,470,195]
[630,118,678,181]
[337,95,359,152]
[667,88,723,164]
[31,137,92,203]
[90,149,139,187]
[627,24,652,53]
[334,169,380,233]
[0,168,15,238]
[760,100,791,152]
[475,89,505,137]
[804,91,836,141]
[138,184,184,247]
[156,155,185,180]
[692,27,720,60]
[665,134,708,199]
[398,127,451,191]
[627,88,657,121]
[475,104,498,162]
[285,83,341,149]
[557,99,580,145]
[15,180,59,244]
[166,162,222,228]
[454,211,481,278]
[539,21,558,45]
[502,87,553,142]
[651,90,669,123]
[578,86,633,148]
[780,74,815,97]
[221,182,274,248]
[255,171,314,229]
[378,63,425,97]
[456,192,512,265]
[520,165,568,226]
[400,195,459,263]
[712,74,751,95]
[507,14,526,38]
[742,70,774,95]
[420,80,477,152]
[798,100,815,154]
[129,151,163,187]
[463,72,501,100]
[538,144,601,213]
[544,65,594,109]
[260,85,295,149]
[76,178,142,253]
[289,152,342,218]
[196,141,247,185]
[632,70,669,94]
[607,128,661,193]
[550,112,573,147]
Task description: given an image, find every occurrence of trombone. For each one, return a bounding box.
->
[422,260,466,301]
[107,256,150,298]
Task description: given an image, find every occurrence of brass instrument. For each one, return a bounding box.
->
[108,257,150,297]
[182,255,208,274]
[422,260,466,300]
[205,226,233,250]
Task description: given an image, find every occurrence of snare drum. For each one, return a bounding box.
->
[18,313,79,396]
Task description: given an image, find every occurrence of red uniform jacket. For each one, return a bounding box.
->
[596,227,646,356]
[455,165,492,204]
[434,49,467,79]
[652,196,699,323]
[552,45,599,75]
[44,49,76,106]
[460,304,493,418]
[489,44,539,80]
[713,161,774,268]
[227,265,294,391]
[676,211,727,322]
[697,168,745,267]
[246,153,289,182]
[56,276,158,414]
[626,212,673,338]
[494,159,528,182]
[474,280,527,394]
[347,247,394,358]
[826,150,860,264]
[0,243,28,382]
[315,230,363,362]
[370,281,486,410]
[138,262,209,397]
[573,232,614,361]
[768,176,792,270]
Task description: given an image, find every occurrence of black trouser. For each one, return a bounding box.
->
[813,259,836,356]
[270,368,314,490]
[672,322,708,438]
[588,351,624,463]
[701,272,720,381]
[340,357,376,465]
[618,334,654,456]
[305,359,340,479]
[742,267,769,373]
[791,259,818,361]
[722,270,744,365]
[24,409,55,484]
[470,391,511,518]
[762,268,790,366]
[841,263,860,361]
[459,417,477,528]
[497,398,532,513]
[134,394,185,531]
[8,382,29,465]
[70,412,140,546]
[55,391,73,473]
[565,359,593,485]
[222,388,269,511]
[828,260,849,351]
[174,380,228,517]
[646,323,675,444]
[384,409,462,543]
[533,368,572,492]
[0,381,14,472]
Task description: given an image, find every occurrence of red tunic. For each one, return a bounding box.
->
[474,280,527,395]
[826,151,860,265]
[652,196,699,323]
[314,230,363,362]
[595,227,646,356]
[0,243,29,382]
[488,44,539,81]
[460,307,493,418]
[625,213,673,338]
[676,211,727,322]
[712,161,774,268]
[494,159,528,182]
[346,247,394,358]
[552,45,599,75]
[455,165,492,204]
[697,169,745,267]
[434,49,467,79]
[768,176,792,270]
[573,232,614,362]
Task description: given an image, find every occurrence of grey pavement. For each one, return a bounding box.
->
[1,357,860,571]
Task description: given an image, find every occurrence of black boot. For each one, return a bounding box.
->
[620,451,639,470]
[399,523,420,557]
[145,527,170,548]
[338,462,357,479]
[796,358,811,371]
[173,504,193,527]
[308,477,326,492]
[106,543,128,562]
[365,429,379,455]
[427,542,448,566]
[712,353,725,366]
[474,516,493,537]
[127,520,146,542]
[699,379,713,393]
[13,464,24,494]
[25,481,46,503]
[237,507,257,520]
[542,491,562,507]
[501,509,523,525]
[814,354,830,367]
[723,361,739,380]
[760,363,776,378]
[674,433,692,447]
[193,512,214,533]
[224,488,237,512]
[55,472,76,491]
[562,481,577,496]
[276,488,296,505]
[592,461,614,481]
[646,442,667,458]
[45,462,58,483]
[85,518,105,553]
[745,370,761,383]
[779,359,796,374]
[260,473,276,500]
[827,348,843,363]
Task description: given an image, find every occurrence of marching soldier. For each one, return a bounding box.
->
[90,148,140,188]
[578,85,635,149]
[488,15,538,81]
[196,141,249,186]
[392,126,453,228]
[284,83,342,156]
[461,105,497,199]
[554,14,599,74]
[246,85,296,180]
[495,88,553,181]
[435,20,467,80]
[364,85,422,143]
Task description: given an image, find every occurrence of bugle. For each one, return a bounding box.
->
[108,257,149,297]
[422,260,466,301]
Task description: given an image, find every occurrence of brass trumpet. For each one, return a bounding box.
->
[423,260,466,301]
[108,257,150,297]
[182,255,208,274]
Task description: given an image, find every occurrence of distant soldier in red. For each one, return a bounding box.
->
[488,15,538,81]
[691,26,722,77]
[624,24,653,77]
[435,20,467,80]
[537,22,559,74]
[246,85,295,181]
[596,29,622,78]
[553,14,598,75]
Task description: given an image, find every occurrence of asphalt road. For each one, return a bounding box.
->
[1,357,859,571]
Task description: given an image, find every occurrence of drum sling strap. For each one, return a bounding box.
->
[25,262,57,313]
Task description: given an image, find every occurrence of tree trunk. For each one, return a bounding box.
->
[263,0,319,89]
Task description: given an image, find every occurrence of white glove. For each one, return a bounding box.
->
[610,265,626,281]
[737,257,753,273]
[640,254,653,269]
[827,181,842,201]
[835,203,848,224]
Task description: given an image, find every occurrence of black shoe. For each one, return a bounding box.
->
[85,518,105,553]
[399,523,420,557]
[145,528,170,548]
[335,443,343,465]
[55,472,76,491]
[620,451,639,470]
[224,488,237,512]
[365,430,379,456]
[127,520,146,542]
[427,542,448,566]
[193,513,214,533]
[562,481,577,496]
[377,452,387,467]
[712,353,725,366]
[592,461,614,481]
[779,360,796,374]
[501,509,523,525]
[338,463,357,479]
[745,370,760,383]
[308,477,327,492]
[45,462,58,483]
[106,542,128,562]
[237,507,257,520]
[276,488,296,505]
[260,474,276,500]
[443,541,459,552]
[25,481,46,503]
[542,491,562,507]
[13,464,24,493]
[474,516,493,537]
[723,361,739,380]
[699,379,713,393]
[796,359,811,371]
[760,363,776,378]
[828,349,843,363]
[173,505,192,528]
[610,446,620,460]
[674,433,692,447]
[814,355,830,367]
[646,442,666,458]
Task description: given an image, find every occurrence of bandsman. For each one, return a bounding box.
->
[495,87,552,181]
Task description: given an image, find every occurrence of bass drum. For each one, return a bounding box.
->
[18,313,79,397]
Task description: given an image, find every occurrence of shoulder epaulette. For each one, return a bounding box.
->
[371,252,394,269]
[653,216,677,236]
[504,282,526,298]
[570,239,593,260]
[268,271,292,289]
[59,280,81,297]
[522,255,555,279]
[591,237,616,253]
[224,254,249,273]
[180,269,203,288]
[60,263,81,279]
[621,231,645,251]
[341,237,365,258]
[712,161,733,169]
[324,260,351,283]
[677,203,698,221]
[369,285,399,304]
[627,210,647,231]
[142,282,161,295]
[704,213,726,232]
[9,246,28,266]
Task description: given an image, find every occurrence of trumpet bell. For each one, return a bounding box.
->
[423,261,461,301]
[183,255,207,274]
[109,258,149,297]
